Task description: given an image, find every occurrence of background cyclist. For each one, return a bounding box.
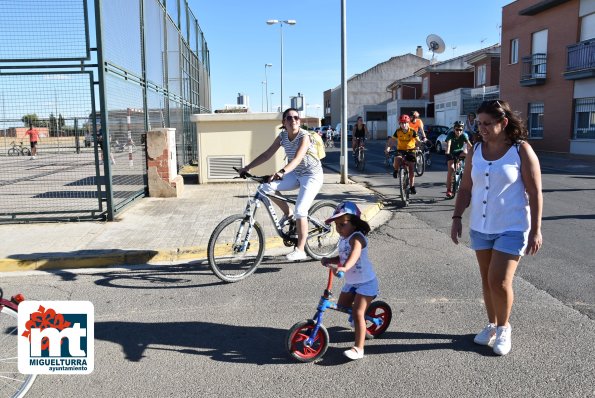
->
[445,121,472,199]
[351,116,368,156]
[409,110,426,141]
[385,114,419,195]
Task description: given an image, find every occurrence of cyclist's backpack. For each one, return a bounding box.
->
[307,131,326,160]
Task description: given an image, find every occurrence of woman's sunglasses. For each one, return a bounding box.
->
[285,115,300,121]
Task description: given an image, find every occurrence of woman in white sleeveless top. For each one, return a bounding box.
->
[450,99,543,356]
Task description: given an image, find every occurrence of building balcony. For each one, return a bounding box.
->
[520,53,547,86]
[564,40,595,80]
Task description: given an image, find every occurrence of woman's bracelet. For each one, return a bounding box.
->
[452,215,462,219]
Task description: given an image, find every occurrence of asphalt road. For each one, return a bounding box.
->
[2,142,594,397]
[326,139,595,320]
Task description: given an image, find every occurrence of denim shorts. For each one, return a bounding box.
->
[341,278,378,298]
[469,229,528,256]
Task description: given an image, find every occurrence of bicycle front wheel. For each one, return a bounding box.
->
[207,215,265,283]
[415,151,425,176]
[304,201,339,260]
[7,148,19,156]
[0,305,37,398]
[398,168,409,207]
[357,149,365,171]
[286,320,329,363]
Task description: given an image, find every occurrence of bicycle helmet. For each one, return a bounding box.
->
[325,201,362,224]
[453,120,464,129]
[399,114,410,123]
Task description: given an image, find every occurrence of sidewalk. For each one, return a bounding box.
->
[0,168,384,272]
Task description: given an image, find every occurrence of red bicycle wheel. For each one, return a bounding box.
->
[365,300,392,339]
[286,320,329,362]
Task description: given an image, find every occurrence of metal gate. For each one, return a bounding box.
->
[0,0,211,222]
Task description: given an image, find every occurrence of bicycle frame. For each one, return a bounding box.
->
[304,269,383,348]
[240,181,332,245]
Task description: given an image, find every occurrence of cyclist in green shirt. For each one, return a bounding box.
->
[445,121,472,199]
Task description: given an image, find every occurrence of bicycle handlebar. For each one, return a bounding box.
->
[232,167,272,183]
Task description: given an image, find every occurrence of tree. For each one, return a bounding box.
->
[21,114,40,127]
[48,113,57,136]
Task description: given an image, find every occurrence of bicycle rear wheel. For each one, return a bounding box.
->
[304,201,339,260]
[398,168,409,207]
[207,214,265,283]
[415,151,425,176]
[7,148,19,156]
[365,300,392,339]
[0,305,37,398]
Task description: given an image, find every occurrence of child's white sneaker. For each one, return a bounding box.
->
[343,347,364,360]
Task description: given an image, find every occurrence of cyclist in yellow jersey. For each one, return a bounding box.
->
[385,114,420,194]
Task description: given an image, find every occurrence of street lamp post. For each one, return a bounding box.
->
[261,81,266,112]
[266,19,296,112]
[264,63,272,112]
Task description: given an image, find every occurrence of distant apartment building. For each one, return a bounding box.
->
[327,53,430,136]
[501,0,595,155]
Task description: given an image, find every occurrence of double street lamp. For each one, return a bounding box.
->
[266,19,296,111]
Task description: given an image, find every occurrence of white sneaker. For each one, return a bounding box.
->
[474,323,497,346]
[286,248,307,261]
[279,213,294,227]
[343,347,364,360]
[30,156,36,160]
[493,325,512,356]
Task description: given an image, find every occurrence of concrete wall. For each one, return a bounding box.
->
[191,112,286,184]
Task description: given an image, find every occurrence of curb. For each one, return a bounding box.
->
[0,200,385,273]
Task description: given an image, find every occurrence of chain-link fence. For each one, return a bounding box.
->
[0,0,211,222]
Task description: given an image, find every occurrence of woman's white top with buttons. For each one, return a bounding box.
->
[470,144,530,234]
[338,231,376,285]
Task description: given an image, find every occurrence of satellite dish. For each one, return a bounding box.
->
[426,34,445,63]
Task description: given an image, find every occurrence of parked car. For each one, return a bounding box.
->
[434,131,449,153]
[424,125,449,150]
[335,122,354,142]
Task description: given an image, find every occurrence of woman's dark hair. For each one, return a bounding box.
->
[476,99,528,143]
[468,112,476,118]
[282,107,300,120]
[347,214,371,235]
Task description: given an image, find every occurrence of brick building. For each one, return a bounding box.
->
[501,0,595,155]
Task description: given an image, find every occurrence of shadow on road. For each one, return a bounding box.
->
[95,322,490,366]
[91,259,283,289]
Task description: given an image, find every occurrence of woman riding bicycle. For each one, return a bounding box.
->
[445,121,472,199]
[238,108,324,261]
[351,117,368,155]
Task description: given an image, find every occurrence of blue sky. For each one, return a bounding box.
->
[188,0,514,115]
